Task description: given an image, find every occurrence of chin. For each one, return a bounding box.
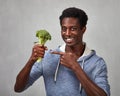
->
[65,43,75,47]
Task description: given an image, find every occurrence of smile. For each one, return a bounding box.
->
[65,37,74,43]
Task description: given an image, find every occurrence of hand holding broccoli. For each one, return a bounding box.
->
[36,29,51,62]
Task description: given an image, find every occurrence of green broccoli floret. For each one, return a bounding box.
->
[36,29,51,45]
[36,29,51,62]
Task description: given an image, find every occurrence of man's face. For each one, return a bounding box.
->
[61,17,85,47]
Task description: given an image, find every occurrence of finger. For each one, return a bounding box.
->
[44,46,48,50]
[33,44,42,50]
[37,45,48,50]
[34,45,46,51]
[51,51,64,55]
[34,42,42,46]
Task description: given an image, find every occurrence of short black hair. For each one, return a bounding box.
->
[59,7,88,28]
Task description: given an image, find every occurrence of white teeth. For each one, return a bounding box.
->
[66,38,73,42]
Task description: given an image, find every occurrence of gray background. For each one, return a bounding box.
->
[0,0,120,96]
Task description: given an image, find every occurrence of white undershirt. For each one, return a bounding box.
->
[59,43,92,58]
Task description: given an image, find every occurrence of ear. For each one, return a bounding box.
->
[82,26,86,33]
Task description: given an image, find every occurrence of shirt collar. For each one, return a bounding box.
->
[59,43,92,58]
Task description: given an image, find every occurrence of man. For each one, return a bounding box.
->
[14,7,110,96]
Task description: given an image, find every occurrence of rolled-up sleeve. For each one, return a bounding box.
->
[24,61,43,90]
[95,59,110,96]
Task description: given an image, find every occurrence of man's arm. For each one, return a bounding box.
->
[72,63,107,96]
[14,44,47,92]
[51,51,107,96]
[14,58,35,92]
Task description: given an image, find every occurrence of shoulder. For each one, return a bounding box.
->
[84,50,107,73]
[87,50,106,64]
[88,50,108,74]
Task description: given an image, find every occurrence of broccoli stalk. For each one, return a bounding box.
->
[36,29,51,62]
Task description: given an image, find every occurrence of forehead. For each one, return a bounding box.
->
[61,17,80,26]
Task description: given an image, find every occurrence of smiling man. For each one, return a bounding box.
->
[14,7,110,96]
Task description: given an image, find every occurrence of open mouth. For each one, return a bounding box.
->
[65,37,74,43]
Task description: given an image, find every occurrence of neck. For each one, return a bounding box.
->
[65,43,85,57]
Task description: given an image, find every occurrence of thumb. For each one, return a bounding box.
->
[51,51,64,55]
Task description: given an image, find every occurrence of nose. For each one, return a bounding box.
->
[65,29,71,36]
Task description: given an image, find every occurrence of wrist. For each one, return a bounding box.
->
[71,62,80,72]
[27,57,36,67]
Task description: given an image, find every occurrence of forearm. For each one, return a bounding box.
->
[72,63,107,96]
[14,44,46,92]
[14,58,35,92]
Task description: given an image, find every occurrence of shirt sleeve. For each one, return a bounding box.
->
[94,58,110,96]
[24,61,43,90]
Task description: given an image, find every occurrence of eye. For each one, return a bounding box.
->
[71,27,78,31]
[61,27,67,32]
